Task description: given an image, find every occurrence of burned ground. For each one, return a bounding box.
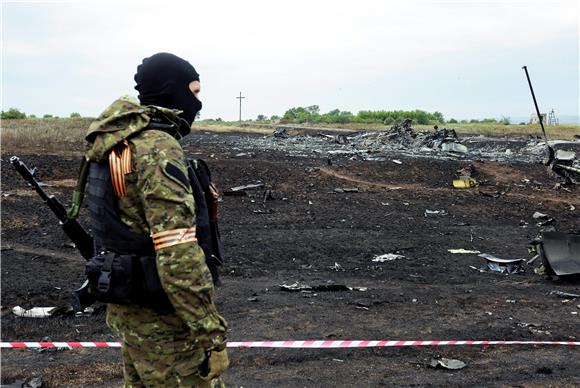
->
[1,131,579,387]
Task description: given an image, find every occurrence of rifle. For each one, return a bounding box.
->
[10,156,96,310]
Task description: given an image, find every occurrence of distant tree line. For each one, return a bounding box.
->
[1,108,84,120]
[279,105,445,125]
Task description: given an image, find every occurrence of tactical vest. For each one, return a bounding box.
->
[82,151,223,313]
[86,163,154,255]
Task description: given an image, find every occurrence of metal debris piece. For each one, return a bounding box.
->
[278,282,367,292]
[424,209,446,216]
[532,211,548,219]
[229,183,265,192]
[253,209,272,214]
[441,143,468,154]
[478,253,522,264]
[392,159,403,165]
[273,127,289,138]
[555,150,576,161]
[480,262,524,274]
[334,187,359,193]
[478,254,524,274]
[224,182,265,196]
[550,290,579,299]
[537,218,555,227]
[429,357,467,370]
[372,253,405,262]
[448,249,481,254]
[539,232,580,276]
[74,306,95,317]
[329,262,344,271]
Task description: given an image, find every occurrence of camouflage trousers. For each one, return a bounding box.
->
[121,342,225,388]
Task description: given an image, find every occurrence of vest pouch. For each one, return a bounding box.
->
[136,256,174,313]
[86,252,136,305]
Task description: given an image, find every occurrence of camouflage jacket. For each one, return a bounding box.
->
[85,96,227,353]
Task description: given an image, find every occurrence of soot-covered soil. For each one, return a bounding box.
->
[1,131,579,387]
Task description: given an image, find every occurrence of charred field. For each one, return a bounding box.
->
[1,129,579,387]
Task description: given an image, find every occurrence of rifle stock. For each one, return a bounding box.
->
[10,156,96,310]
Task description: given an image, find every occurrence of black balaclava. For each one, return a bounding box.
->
[134,53,202,135]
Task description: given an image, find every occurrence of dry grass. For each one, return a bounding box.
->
[2,119,578,155]
[1,118,90,154]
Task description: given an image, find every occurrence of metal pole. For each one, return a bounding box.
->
[522,66,549,147]
[236,92,245,123]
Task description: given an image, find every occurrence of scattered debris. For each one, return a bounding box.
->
[478,189,505,198]
[253,209,272,214]
[532,212,548,219]
[329,262,344,271]
[273,127,289,138]
[74,306,96,317]
[12,305,72,318]
[478,253,524,274]
[429,357,467,370]
[441,143,468,154]
[224,182,266,196]
[550,291,579,299]
[448,249,481,254]
[536,218,555,227]
[424,209,446,217]
[229,183,265,192]
[372,253,405,262]
[279,282,367,292]
[546,148,579,184]
[3,377,43,388]
[392,159,403,165]
[333,187,359,193]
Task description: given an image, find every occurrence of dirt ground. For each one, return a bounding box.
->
[1,131,579,387]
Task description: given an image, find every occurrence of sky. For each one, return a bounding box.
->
[2,0,579,122]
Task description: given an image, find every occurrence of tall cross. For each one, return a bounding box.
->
[236,92,245,123]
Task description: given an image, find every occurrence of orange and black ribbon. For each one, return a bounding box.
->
[151,227,197,250]
[109,140,132,197]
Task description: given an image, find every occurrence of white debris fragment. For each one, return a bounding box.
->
[532,212,548,219]
[441,143,468,154]
[372,253,405,262]
[12,306,57,318]
[448,249,481,254]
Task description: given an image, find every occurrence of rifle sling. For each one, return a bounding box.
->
[67,157,90,220]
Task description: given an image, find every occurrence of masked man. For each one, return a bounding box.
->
[84,53,228,387]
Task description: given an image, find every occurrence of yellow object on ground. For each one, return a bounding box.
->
[453,178,477,188]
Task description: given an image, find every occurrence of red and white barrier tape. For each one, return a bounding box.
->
[1,340,579,349]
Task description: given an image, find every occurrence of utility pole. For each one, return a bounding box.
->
[236,92,245,123]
